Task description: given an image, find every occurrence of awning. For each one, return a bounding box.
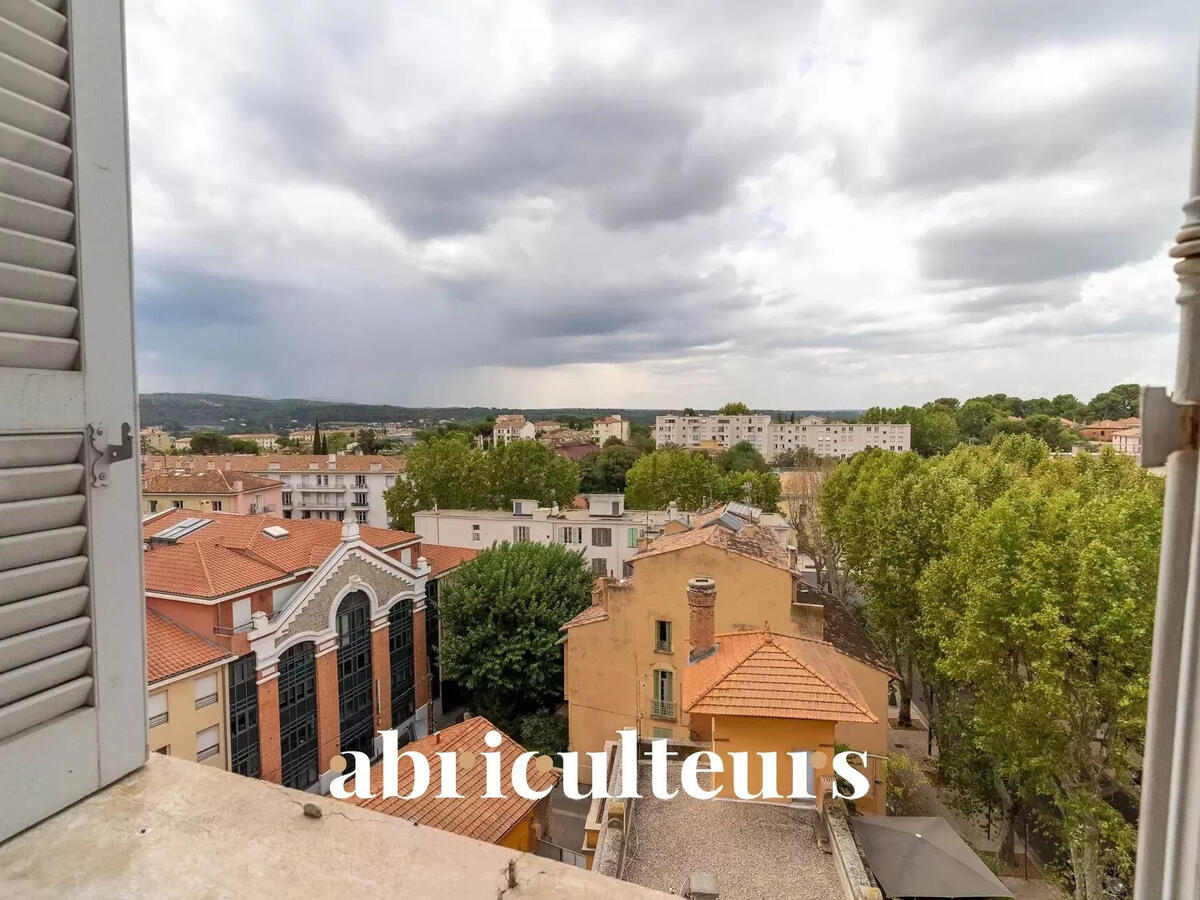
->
[853,816,1014,899]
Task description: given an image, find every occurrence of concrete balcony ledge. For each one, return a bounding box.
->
[0,754,666,899]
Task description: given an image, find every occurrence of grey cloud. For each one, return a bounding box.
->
[947,281,1082,323]
[918,215,1169,288]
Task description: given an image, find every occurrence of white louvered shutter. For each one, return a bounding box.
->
[0,0,145,842]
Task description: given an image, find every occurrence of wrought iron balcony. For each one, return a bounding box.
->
[651,699,675,720]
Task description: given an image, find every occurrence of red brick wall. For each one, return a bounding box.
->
[413,607,429,712]
[372,624,392,732]
[257,676,282,784]
[315,647,340,771]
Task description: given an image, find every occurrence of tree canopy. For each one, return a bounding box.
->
[187,431,261,455]
[716,401,753,415]
[624,447,719,509]
[438,541,593,729]
[384,434,579,528]
[716,440,769,474]
[579,442,642,493]
[821,437,1163,895]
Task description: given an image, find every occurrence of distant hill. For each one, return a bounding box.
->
[138,392,863,434]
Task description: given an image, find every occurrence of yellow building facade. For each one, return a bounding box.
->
[561,520,894,813]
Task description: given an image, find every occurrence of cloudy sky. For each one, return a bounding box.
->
[125,1,1198,409]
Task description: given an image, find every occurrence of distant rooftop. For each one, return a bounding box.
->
[142,469,282,495]
[143,453,406,473]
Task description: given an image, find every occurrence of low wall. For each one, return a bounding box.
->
[823,798,882,900]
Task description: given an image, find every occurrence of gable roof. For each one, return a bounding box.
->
[421,543,478,577]
[346,717,555,844]
[143,469,282,495]
[633,520,791,570]
[146,608,234,683]
[683,630,876,724]
[142,509,418,599]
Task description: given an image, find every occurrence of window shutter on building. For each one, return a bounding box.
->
[0,0,145,843]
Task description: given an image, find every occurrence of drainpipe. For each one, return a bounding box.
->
[1135,46,1200,900]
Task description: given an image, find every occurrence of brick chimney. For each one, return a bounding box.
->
[687,576,717,662]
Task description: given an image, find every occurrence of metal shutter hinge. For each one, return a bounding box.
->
[87,422,133,487]
[1141,387,1200,467]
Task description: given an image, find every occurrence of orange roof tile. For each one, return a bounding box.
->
[634,520,790,570]
[146,608,234,683]
[684,630,876,724]
[421,543,479,577]
[560,603,609,630]
[347,717,555,844]
[142,509,418,599]
[143,469,282,495]
[143,454,406,474]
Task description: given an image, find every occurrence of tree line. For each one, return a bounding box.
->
[856,383,1139,457]
[820,436,1162,897]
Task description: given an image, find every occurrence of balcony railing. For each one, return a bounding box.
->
[247,504,275,514]
[651,699,675,720]
[292,499,347,510]
[350,497,369,507]
[212,622,255,636]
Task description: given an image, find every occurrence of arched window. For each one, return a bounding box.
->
[389,598,415,727]
[336,591,375,759]
[278,642,318,790]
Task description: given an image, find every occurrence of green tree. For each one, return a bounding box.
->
[483,439,580,508]
[681,407,697,416]
[188,431,233,454]
[311,420,323,455]
[384,434,486,529]
[956,398,1002,442]
[628,422,656,454]
[580,443,642,493]
[915,406,961,455]
[716,440,769,474]
[325,432,350,454]
[227,438,261,454]
[1085,383,1140,421]
[716,401,753,415]
[926,451,1161,896]
[356,428,384,454]
[439,542,593,729]
[714,469,782,512]
[625,448,719,509]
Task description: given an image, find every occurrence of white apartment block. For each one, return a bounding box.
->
[414,495,790,579]
[654,413,911,458]
[493,414,536,445]
[769,420,911,457]
[142,454,404,528]
[655,414,772,452]
[592,414,630,444]
[229,433,281,451]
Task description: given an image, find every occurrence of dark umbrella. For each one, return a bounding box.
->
[853,816,1014,899]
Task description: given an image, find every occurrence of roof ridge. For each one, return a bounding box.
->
[194,542,216,594]
[769,634,875,720]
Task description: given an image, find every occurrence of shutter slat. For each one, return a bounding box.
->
[0,328,75,367]
[0,555,87,605]
[0,47,64,108]
[0,258,73,303]
[0,116,68,174]
[0,191,73,239]
[0,2,66,46]
[0,523,85,569]
[0,494,82,537]
[0,13,64,77]
[0,223,72,271]
[0,82,67,142]
[0,295,75,337]
[0,461,82,501]
[0,643,87,703]
[0,674,91,741]
[0,151,72,206]
[0,431,81,465]
[0,584,86,637]
[0,614,89,673]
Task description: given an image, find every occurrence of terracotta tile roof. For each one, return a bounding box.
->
[538,428,594,447]
[684,630,876,723]
[421,543,478,577]
[595,415,622,424]
[1114,426,1141,437]
[143,454,406,474]
[347,717,555,844]
[633,520,791,570]
[494,415,527,428]
[146,608,234,683]
[561,603,610,630]
[799,585,898,678]
[142,469,282,495]
[142,509,418,599]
